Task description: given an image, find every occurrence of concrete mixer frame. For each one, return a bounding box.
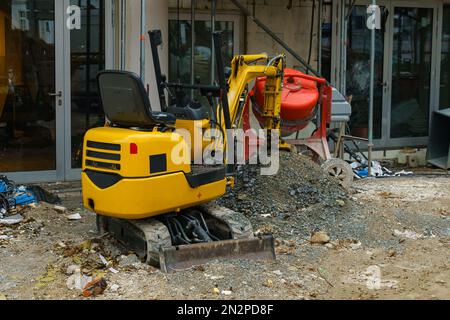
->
[243,73,333,163]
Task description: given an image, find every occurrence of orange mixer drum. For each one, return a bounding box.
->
[251,68,320,134]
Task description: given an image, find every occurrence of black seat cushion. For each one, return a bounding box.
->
[97,70,176,127]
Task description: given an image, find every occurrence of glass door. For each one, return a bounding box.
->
[65,0,112,181]
[346,2,389,140]
[388,3,436,142]
[0,0,65,182]
[345,1,439,148]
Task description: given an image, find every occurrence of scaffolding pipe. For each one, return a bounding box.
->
[318,0,323,75]
[191,0,196,98]
[120,0,126,70]
[211,0,216,84]
[368,0,376,177]
[140,0,146,81]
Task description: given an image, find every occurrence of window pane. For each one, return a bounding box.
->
[346,5,384,139]
[390,7,433,138]
[320,3,332,81]
[440,5,450,110]
[70,0,105,169]
[169,19,234,88]
[169,20,192,85]
[0,0,56,172]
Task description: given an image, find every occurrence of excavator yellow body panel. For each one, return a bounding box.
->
[82,127,227,220]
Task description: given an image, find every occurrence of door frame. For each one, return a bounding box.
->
[385,1,440,148]
[6,0,114,183]
[5,0,66,183]
[339,0,442,149]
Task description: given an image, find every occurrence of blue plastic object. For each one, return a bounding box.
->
[0,181,6,193]
[12,192,37,206]
[0,178,37,210]
[356,168,369,178]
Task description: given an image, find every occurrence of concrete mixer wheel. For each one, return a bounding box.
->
[322,158,354,189]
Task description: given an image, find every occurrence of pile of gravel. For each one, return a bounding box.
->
[218,152,348,217]
[216,152,354,241]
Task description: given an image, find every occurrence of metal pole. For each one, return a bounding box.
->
[368,0,376,177]
[120,0,126,70]
[191,0,196,98]
[211,0,216,85]
[318,0,323,75]
[140,0,146,81]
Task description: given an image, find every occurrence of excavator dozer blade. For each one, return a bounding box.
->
[159,235,276,273]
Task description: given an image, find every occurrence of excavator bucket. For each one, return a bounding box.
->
[159,235,276,272]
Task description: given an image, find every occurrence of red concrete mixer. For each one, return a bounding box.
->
[251,68,321,135]
[243,68,333,162]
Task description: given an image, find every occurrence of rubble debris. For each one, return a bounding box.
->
[66,267,92,291]
[99,254,109,266]
[82,278,108,297]
[57,241,67,249]
[205,274,224,281]
[348,242,362,251]
[109,267,119,274]
[310,231,331,245]
[118,254,141,268]
[213,287,220,295]
[221,290,233,296]
[66,265,80,275]
[54,206,68,214]
[0,214,24,226]
[336,200,346,207]
[110,284,120,292]
[393,229,424,240]
[352,160,413,178]
[66,213,82,221]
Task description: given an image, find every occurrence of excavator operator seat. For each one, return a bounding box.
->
[97,70,176,128]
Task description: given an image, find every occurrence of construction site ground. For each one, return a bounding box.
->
[0,154,449,300]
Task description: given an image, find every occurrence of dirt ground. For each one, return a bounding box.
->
[0,166,449,300]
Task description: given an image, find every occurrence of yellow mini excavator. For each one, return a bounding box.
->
[82,30,285,272]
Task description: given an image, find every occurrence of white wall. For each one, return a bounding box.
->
[124,0,168,111]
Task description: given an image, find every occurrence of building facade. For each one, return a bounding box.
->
[0,0,449,182]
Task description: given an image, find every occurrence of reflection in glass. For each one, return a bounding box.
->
[320,2,332,81]
[71,0,105,168]
[0,0,56,172]
[346,6,384,139]
[390,7,433,138]
[169,19,234,98]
